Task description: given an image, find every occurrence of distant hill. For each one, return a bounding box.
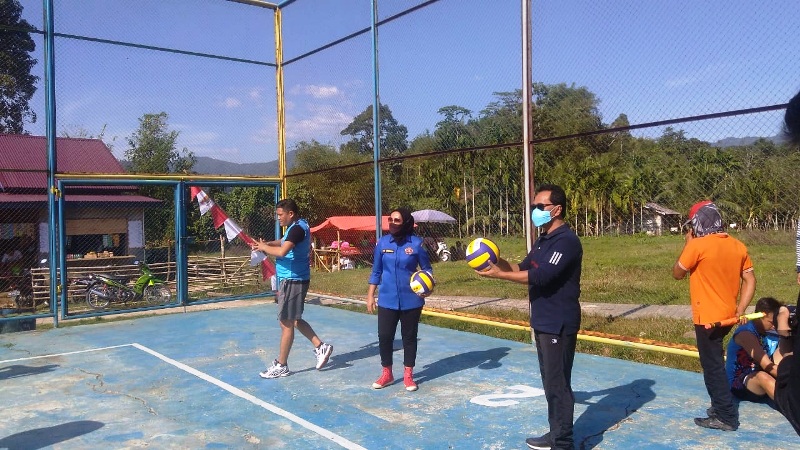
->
[193,149,298,175]
[120,149,298,175]
[712,134,786,148]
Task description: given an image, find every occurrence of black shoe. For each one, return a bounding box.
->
[694,416,737,431]
[706,407,716,418]
[525,434,552,449]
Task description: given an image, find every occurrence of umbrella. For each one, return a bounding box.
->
[412,209,457,224]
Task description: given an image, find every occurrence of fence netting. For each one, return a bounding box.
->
[1,0,799,333]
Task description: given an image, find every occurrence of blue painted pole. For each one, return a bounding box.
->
[43,0,58,327]
[371,0,382,240]
[175,182,187,305]
[56,180,67,320]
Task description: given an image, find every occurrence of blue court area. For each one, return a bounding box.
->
[0,302,794,449]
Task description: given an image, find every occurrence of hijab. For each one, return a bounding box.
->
[389,207,415,240]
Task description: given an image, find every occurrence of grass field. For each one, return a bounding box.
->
[317,230,798,372]
[315,230,799,305]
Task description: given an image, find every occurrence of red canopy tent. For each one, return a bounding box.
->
[309,216,389,249]
[309,216,389,269]
[310,216,390,234]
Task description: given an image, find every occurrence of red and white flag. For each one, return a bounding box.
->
[190,186,276,280]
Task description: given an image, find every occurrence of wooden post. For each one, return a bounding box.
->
[336,230,341,271]
[220,234,227,283]
[167,241,173,283]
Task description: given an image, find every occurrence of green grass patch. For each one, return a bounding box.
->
[314,231,798,305]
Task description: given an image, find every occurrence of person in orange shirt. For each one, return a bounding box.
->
[672,200,756,432]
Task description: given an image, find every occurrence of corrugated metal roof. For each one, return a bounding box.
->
[0,193,160,207]
[0,134,125,190]
[644,202,681,216]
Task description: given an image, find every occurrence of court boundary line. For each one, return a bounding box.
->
[1,343,366,450]
[0,344,132,364]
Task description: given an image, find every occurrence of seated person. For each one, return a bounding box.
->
[774,291,799,435]
[450,241,466,261]
[773,89,800,435]
[422,236,438,260]
[725,297,789,402]
[1,249,23,264]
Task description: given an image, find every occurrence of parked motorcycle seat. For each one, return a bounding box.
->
[95,274,130,285]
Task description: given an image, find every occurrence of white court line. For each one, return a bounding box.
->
[1,343,366,450]
[0,344,133,364]
[131,343,366,450]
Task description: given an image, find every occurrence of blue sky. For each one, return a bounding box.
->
[15,0,800,165]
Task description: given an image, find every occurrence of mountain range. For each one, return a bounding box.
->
[190,149,298,176]
[711,134,786,148]
[125,135,787,175]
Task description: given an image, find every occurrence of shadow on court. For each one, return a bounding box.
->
[0,364,58,380]
[0,421,104,450]
[415,346,511,385]
[0,302,795,449]
[574,379,657,449]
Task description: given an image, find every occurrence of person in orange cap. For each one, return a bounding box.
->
[673,200,756,431]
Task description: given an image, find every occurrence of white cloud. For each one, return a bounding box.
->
[249,88,263,100]
[665,63,728,88]
[250,104,353,145]
[284,105,353,140]
[252,120,277,145]
[222,97,242,108]
[290,84,341,99]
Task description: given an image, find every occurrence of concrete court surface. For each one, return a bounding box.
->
[0,302,796,449]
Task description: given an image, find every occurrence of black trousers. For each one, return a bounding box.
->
[534,329,577,449]
[694,324,739,427]
[377,306,422,368]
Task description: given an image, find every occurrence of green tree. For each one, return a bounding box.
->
[125,112,195,246]
[434,105,473,150]
[340,103,408,158]
[288,140,376,223]
[0,0,38,134]
[125,112,195,174]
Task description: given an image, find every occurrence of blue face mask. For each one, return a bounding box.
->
[531,208,552,227]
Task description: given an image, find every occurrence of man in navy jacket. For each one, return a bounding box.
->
[477,184,582,450]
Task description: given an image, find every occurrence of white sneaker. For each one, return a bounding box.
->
[260,359,290,379]
[314,343,333,370]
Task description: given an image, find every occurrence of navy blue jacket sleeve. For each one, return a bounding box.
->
[527,236,581,287]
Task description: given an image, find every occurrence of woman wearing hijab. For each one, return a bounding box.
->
[366,207,433,391]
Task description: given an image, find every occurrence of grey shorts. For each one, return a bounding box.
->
[276,279,309,321]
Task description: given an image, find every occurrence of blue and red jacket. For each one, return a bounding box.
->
[368,233,432,310]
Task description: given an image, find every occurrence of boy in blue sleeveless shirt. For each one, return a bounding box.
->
[251,199,333,378]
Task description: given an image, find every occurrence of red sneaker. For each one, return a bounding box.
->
[404,366,418,391]
[372,366,394,389]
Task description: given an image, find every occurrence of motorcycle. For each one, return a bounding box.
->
[76,262,172,309]
[3,260,45,311]
[435,241,452,262]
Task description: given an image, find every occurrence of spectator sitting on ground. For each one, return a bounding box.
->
[725,297,790,402]
[451,241,466,261]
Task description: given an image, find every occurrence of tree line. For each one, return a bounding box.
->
[289,84,800,238]
[118,85,800,245]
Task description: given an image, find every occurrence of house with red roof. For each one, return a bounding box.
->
[0,134,160,276]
